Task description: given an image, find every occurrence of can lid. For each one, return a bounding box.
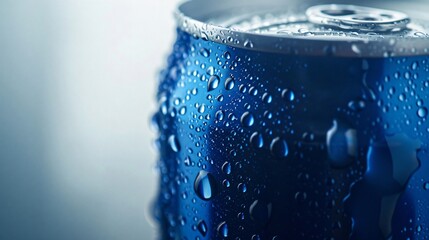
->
[306,4,410,32]
[176,0,429,57]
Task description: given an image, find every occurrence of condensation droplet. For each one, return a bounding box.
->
[197,220,208,236]
[282,89,295,101]
[262,93,273,104]
[238,183,247,193]
[216,110,225,121]
[199,48,210,58]
[222,162,231,175]
[326,120,357,168]
[270,137,289,158]
[417,107,427,118]
[179,106,187,115]
[241,112,255,127]
[217,221,228,238]
[225,77,235,90]
[194,170,218,200]
[168,135,181,152]
[208,75,220,92]
[250,132,264,148]
[244,39,254,48]
[249,200,272,225]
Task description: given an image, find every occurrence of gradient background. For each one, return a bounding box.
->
[0,0,179,239]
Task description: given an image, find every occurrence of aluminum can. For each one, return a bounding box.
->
[152,0,429,239]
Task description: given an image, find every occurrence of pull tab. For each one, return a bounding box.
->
[306,4,410,32]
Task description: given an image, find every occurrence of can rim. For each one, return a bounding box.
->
[175,0,429,57]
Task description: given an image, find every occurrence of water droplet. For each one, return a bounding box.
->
[168,135,181,152]
[224,77,235,90]
[179,106,187,115]
[223,179,230,188]
[238,183,247,192]
[326,120,357,168]
[224,51,231,59]
[217,221,228,238]
[351,44,361,54]
[179,216,186,226]
[244,39,254,48]
[197,220,208,236]
[222,162,231,175]
[241,112,255,127]
[417,107,427,118]
[239,84,247,93]
[206,66,215,75]
[348,100,366,112]
[184,156,191,166]
[216,110,225,121]
[249,86,258,96]
[252,235,262,240]
[270,137,289,158]
[208,75,220,92]
[250,132,264,148]
[249,200,272,225]
[194,170,218,200]
[198,104,206,113]
[417,225,423,232]
[262,93,272,104]
[199,48,210,58]
[282,89,295,101]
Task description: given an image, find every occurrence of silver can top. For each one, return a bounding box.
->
[306,4,410,32]
[176,0,429,57]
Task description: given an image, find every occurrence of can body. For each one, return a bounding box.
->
[152,3,429,239]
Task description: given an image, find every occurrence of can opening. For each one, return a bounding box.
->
[306,4,410,32]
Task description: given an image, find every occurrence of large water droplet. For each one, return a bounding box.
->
[216,110,225,121]
[252,234,262,240]
[168,135,181,153]
[249,87,258,96]
[222,162,231,175]
[208,75,220,92]
[326,120,357,168]
[217,222,228,238]
[344,134,421,238]
[241,112,255,127]
[197,220,208,236]
[244,39,254,48]
[224,51,231,59]
[417,107,427,118]
[178,106,187,115]
[262,93,272,104]
[249,200,272,225]
[270,137,289,158]
[194,170,218,200]
[250,132,264,148]
[282,89,295,101]
[238,183,247,193]
[198,104,206,113]
[224,77,235,90]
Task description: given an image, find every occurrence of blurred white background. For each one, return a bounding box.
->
[0,0,179,239]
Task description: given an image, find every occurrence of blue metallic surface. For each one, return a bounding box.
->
[153,29,429,239]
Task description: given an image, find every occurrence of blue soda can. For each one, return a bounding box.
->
[152,0,429,239]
